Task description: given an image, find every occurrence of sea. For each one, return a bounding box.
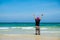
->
[0,22,60,27]
[0,22,60,34]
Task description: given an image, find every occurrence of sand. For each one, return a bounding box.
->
[0,34,60,40]
[0,27,60,40]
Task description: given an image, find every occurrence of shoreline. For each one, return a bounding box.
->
[0,26,60,34]
[0,26,60,40]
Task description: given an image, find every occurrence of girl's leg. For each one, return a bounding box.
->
[38,29,40,35]
[35,29,37,35]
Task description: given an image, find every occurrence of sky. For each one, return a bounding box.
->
[0,0,60,22]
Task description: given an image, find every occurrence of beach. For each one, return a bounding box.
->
[0,26,60,40]
[0,34,60,40]
[0,0,60,40]
[0,23,60,40]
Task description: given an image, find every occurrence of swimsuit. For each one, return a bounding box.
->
[35,18,40,26]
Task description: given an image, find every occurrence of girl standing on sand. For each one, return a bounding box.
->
[33,14,43,35]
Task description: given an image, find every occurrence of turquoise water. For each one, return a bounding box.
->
[0,22,60,27]
[0,22,60,34]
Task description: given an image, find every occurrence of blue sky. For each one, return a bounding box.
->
[0,0,60,22]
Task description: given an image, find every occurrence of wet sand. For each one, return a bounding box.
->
[0,34,60,40]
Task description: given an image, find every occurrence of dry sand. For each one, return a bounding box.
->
[0,34,60,40]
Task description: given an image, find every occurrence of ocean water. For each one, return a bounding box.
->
[0,22,60,34]
[0,22,60,30]
[0,22,60,27]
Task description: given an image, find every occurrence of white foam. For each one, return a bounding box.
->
[21,27,34,29]
[11,27,17,29]
[0,27,48,30]
[0,27,9,29]
[40,28,48,30]
[20,27,48,30]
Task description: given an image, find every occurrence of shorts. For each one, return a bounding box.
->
[35,23,39,26]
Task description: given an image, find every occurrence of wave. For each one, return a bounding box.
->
[0,27,9,29]
[0,27,48,30]
[0,27,60,33]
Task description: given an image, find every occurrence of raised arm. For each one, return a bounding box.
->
[33,14,36,19]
